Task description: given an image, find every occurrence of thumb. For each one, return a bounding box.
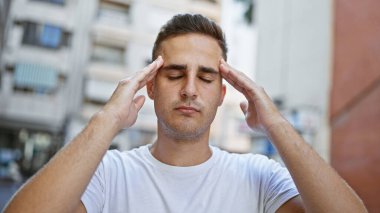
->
[133,95,146,112]
[240,101,248,115]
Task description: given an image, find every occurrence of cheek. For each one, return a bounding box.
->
[155,83,175,98]
[209,88,225,106]
[154,78,166,94]
[154,84,174,106]
[202,84,222,96]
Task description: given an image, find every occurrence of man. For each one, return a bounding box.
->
[4,14,366,213]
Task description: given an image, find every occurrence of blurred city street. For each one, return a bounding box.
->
[1,0,379,211]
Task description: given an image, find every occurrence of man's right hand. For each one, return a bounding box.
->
[102,56,164,130]
[3,56,164,213]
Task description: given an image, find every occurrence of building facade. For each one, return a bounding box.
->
[0,0,97,177]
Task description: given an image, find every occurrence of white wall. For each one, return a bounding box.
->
[255,0,333,160]
[213,0,258,152]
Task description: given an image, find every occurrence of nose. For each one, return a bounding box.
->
[180,76,198,99]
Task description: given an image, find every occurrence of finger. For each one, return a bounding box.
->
[219,59,261,101]
[219,61,247,88]
[220,63,249,96]
[138,56,163,79]
[220,64,243,92]
[121,62,154,86]
[240,101,248,115]
[137,55,163,83]
[133,95,146,112]
[143,56,163,78]
[109,57,162,110]
[220,59,253,89]
[132,56,164,92]
[141,55,164,74]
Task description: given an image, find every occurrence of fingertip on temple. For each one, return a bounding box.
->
[219,63,227,72]
[156,55,164,68]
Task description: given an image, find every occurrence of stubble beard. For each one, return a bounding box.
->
[155,98,218,143]
[157,117,211,143]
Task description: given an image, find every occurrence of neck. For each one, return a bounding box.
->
[150,125,212,167]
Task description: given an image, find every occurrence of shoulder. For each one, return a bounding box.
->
[100,145,149,170]
[213,146,279,170]
[212,146,288,181]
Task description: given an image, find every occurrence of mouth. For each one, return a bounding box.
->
[174,106,200,114]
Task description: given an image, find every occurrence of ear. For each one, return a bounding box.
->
[146,79,155,100]
[218,84,226,106]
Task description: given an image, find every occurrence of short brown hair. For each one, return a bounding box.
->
[152,14,228,60]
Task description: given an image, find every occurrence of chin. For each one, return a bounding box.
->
[159,120,209,142]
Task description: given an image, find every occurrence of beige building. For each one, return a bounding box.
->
[0,0,96,176]
[0,0,331,159]
[0,0,96,132]
[65,0,223,150]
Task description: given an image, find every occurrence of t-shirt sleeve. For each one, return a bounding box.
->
[81,160,106,213]
[254,155,299,213]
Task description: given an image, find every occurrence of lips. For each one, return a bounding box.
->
[175,106,200,114]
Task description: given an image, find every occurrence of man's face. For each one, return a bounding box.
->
[147,33,226,140]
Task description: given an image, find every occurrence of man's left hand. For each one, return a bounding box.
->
[219,59,287,133]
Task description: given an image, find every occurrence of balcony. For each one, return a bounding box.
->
[87,62,126,82]
[0,63,66,132]
[2,45,70,75]
[144,0,221,22]
[0,92,65,132]
[92,19,155,47]
[11,0,76,30]
[3,22,71,74]
[84,78,117,104]
[91,23,131,48]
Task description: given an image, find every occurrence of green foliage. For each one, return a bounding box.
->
[234,0,254,24]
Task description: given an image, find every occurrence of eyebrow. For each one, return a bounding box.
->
[161,64,187,71]
[199,66,218,75]
[161,64,219,75]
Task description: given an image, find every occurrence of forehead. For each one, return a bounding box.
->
[159,33,223,66]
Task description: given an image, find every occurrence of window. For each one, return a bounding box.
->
[30,0,65,6]
[13,63,58,94]
[97,1,131,26]
[21,22,71,49]
[91,43,125,65]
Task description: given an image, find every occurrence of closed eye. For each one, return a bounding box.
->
[199,77,213,83]
[168,75,183,80]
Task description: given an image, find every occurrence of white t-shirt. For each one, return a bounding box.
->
[81,145,299,213]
